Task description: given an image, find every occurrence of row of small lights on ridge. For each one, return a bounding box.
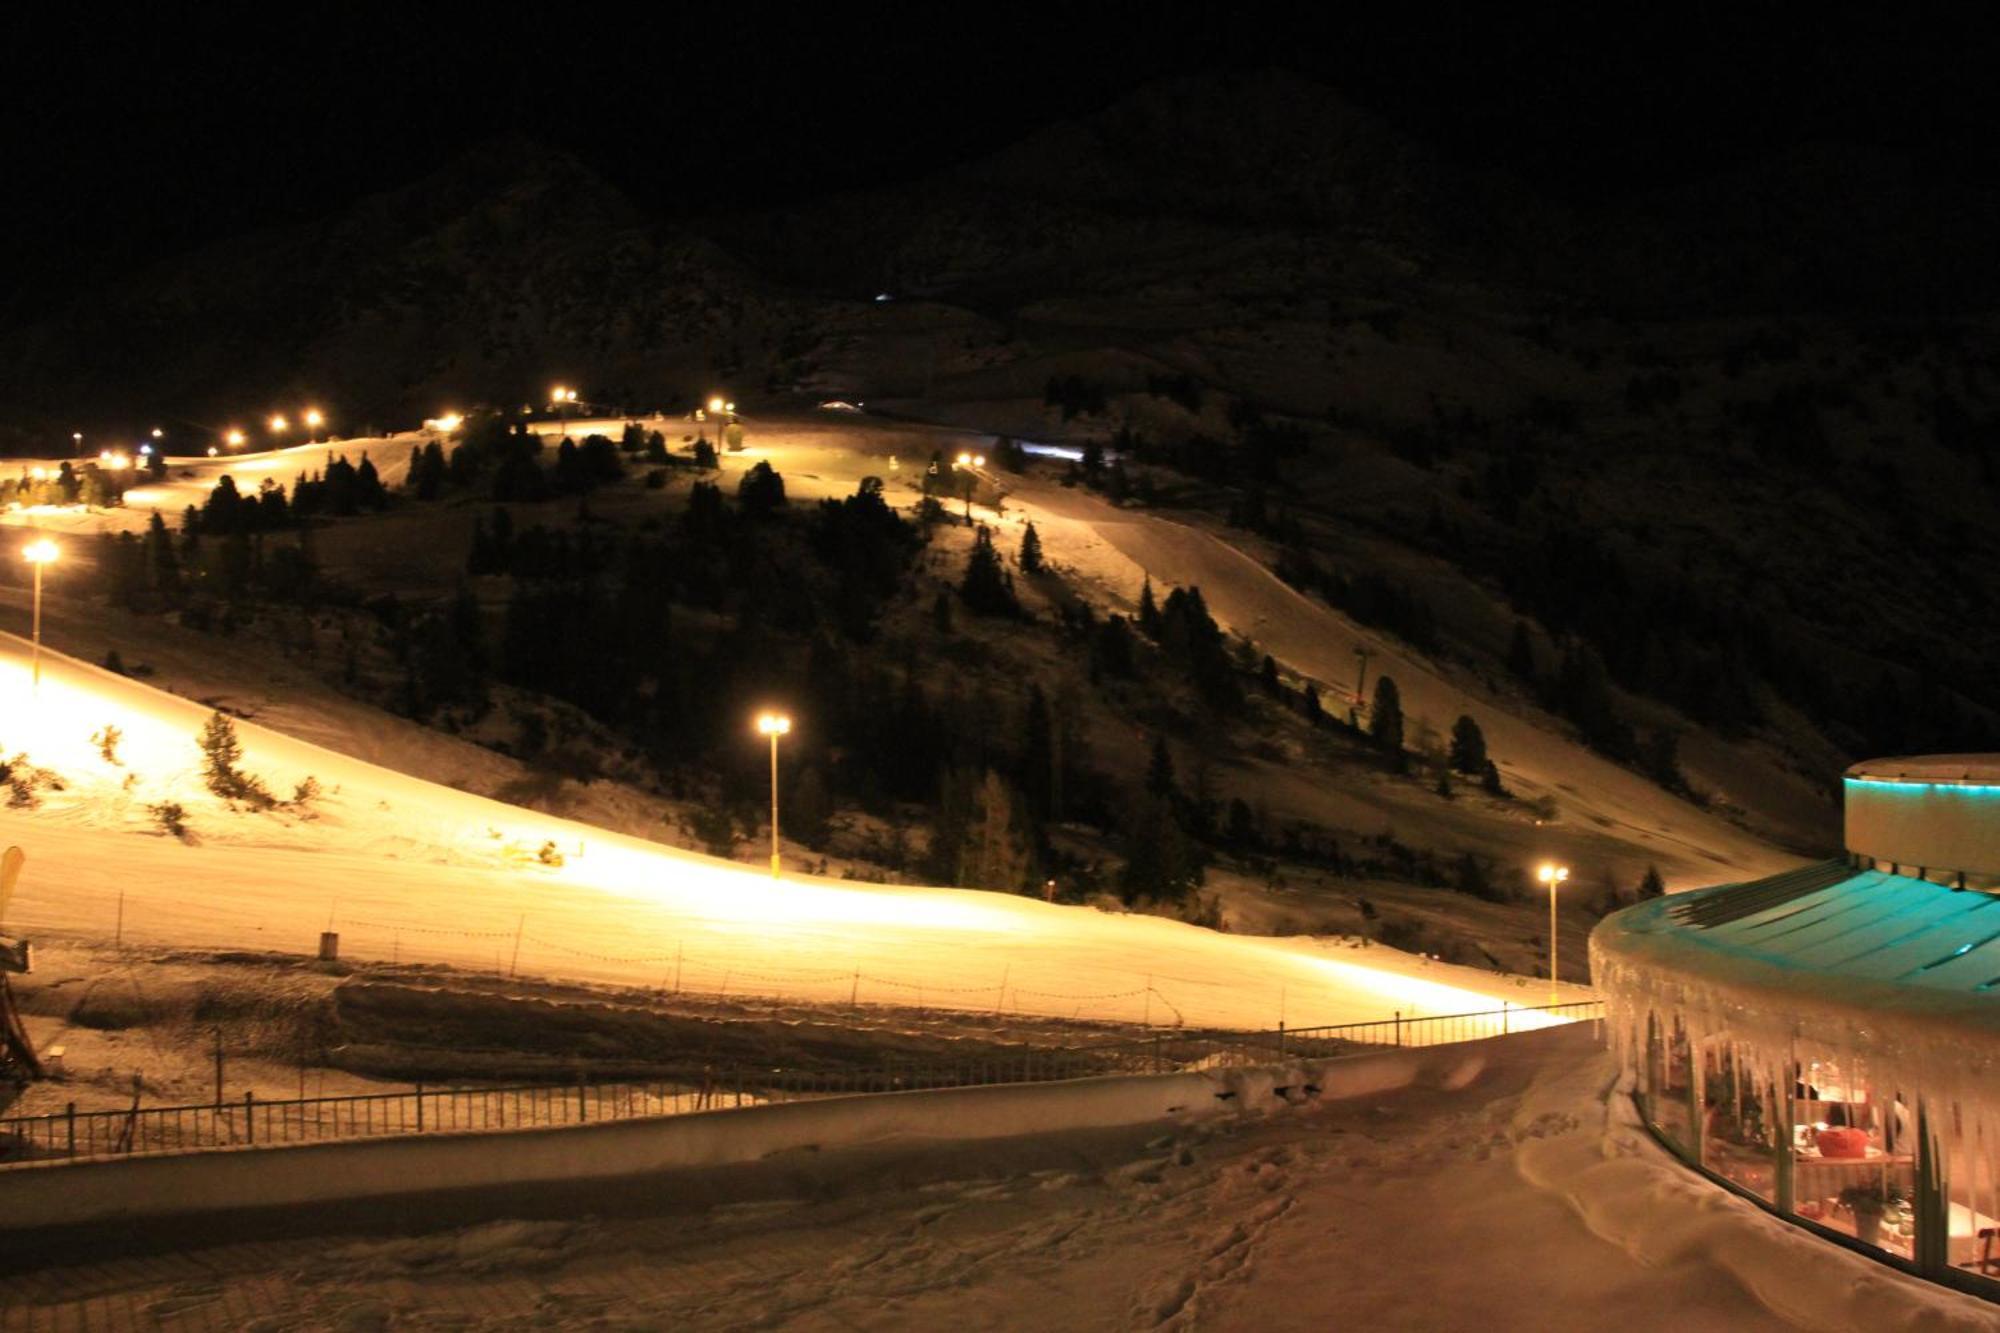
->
[66,407,326,464]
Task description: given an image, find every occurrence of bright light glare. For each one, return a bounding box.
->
[21,539,59,565]
[207,446,219,457]
[225,429,246,448]
[1537,862,1570,886]
[756,712,792,737]
[707,395,726,414]
[303,408,323,428]
[150,428,163,439]
[268,415,289,433]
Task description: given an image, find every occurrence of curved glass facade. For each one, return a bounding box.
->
[1596,847,2000,1301]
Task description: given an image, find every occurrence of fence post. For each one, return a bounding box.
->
[1278,1021,1286,1060]
[578,1081,588,1122]
[245,1090,256,1146]
[65,1102,75,1159]
[416,1082,425,1132]
[1394,1011,1402,1046]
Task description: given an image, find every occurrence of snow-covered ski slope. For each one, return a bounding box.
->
[0,635,1588,1030]
[2,434,419,537]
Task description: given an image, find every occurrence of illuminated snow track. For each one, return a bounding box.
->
[0,634,1585,1031]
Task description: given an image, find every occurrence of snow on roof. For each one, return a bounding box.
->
[1846,754,2000,785]
[1593,861,2000,1154]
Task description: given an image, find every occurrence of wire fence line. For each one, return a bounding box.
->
[324,911,1587,1030]
[0,1000,1602,1169]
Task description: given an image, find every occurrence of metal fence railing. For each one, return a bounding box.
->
[0,999,1601,1168]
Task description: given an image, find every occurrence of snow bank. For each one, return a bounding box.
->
[1517,1058,1997,1332]
[0,1044,1482,1233]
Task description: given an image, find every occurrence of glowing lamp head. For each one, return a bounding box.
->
[150,428,163,439]
[268,414,289,433]
[303,408,323,428]
[433,412,463,433]
[1537,862,1570,886]
[955,452,972,466]
[708,395,726,414]
[21,538,59,566]
[207,446,219,457]
[225,429,246,448]
[724,400,735,413]
[71,433,82,443]
[755,712,792,738]
[973,454,985,467]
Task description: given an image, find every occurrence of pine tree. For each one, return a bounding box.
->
[1018,521,1044,574]
[1226,796,1258,848]
[1020,684,1055,824]
[788,765,832,849]
[1639,864,1666,899]
[1137,578,1161,638]
[1507,620,1538,681]
[1370,675,1405,760]
[965,770,1034,892]
[1118,795,1203,904]
[198,711,271,806]
[145,510,180,599]
[1260,654,1280,695]
[737,460,787,515]
[1146,733,1176,798]
[1449,714,1488,774]
[959,526,1019,616]
[1480,759,1507,796]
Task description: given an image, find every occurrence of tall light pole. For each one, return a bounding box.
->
[953,451,986,520]
[551,386,578,440]
[1537,861,1570,1005]
[706,395,729,450]
[756,712,792,879]
[21,539,58,688]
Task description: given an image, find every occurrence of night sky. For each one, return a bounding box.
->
[4,6,1994,303]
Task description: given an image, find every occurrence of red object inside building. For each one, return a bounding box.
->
[1816,1126,1869,1159]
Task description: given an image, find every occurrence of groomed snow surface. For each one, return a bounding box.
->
[0,633,1588,1032]
[6,1026,1994,1329]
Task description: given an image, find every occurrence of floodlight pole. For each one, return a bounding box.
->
[29,558,44,689]
[1549,876,1559,1007]
[767,729,782,879]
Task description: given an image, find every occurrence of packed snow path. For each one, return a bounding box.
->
[0,636,1587,1030]
[5,1027,1989,1330]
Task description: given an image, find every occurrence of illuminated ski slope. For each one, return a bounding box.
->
[0,634,1586,1030]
